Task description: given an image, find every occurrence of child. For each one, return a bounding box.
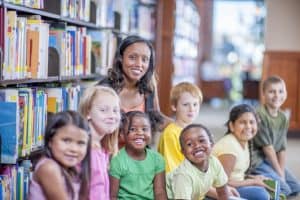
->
[109,111,167,200]
[28,111,91,200]
[212,104,270,200]
[157,82,202,173]
[166,124,229,200]
[251,75,300,197]
[79,85,121,200]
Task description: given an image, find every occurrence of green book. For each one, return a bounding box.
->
[263,179,286,200]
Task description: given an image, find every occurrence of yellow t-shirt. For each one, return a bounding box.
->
[212,134,249,181]
[157,122,184,173]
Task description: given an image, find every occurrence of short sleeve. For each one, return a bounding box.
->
[109,155,122,179]
[254,116,272,147]
[212,157,228,188]
[154,152,165,174]
[279,117,289,151]
[157,124,184,173]
[171,173,193,199]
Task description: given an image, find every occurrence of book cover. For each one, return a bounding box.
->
[264,179,286,200]
[0,102,18,164]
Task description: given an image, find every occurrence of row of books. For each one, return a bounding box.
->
[3,11,93,80]
[61,0,91,22]
[96,0,156,40]
[175,0,200,27]
[172,0,200,86]
[88,30,118,75]
[173,37,199,58]
[5,0,91,22]
[4,0,44,9]
[49,25,92,77]
[0,86,81,164]
[0,162,31,200]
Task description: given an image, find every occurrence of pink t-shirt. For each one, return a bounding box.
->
[89,148,110,200]
[28,158,80,200]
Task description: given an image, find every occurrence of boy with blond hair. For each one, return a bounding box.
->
[251,75,300,197]
[157,82,203,173]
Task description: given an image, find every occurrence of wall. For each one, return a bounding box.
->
[265,0,300,51]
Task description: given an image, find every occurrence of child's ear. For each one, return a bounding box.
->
[87,115,91,121]
[171,104,177,112]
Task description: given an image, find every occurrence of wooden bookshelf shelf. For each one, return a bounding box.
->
[59,74,102,82]
[4,2,101,29]
[4,2,60,19]
[0,77,59,86]
[61,16,99,28]
[0,74,102,86]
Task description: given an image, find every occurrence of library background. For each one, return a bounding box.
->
[0,0,300,198]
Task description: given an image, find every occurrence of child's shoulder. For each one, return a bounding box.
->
[146,148,163,158]
[162,122,181,135]
[34,158,61,179]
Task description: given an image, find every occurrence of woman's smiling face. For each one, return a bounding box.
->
[122,42,151,83]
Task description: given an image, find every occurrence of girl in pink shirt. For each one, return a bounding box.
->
[29,111,91,200]
[79,86,121,200]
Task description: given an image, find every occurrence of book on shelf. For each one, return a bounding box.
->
[0,102,18,164]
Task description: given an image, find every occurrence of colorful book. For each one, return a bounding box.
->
[264,179,286,200]
[0,102,18,164]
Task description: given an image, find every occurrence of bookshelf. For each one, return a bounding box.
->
[172,0,201,85]
[155,0,202,115]
[0,0,157,198]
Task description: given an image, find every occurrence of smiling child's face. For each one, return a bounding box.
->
[124,116,151,152]
[181,127,212,171]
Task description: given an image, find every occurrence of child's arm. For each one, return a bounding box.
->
[109,175,120,200]
[277,150,286,178]
[263,145,285,178]
[218,154,266,187]
[35,160,69,199]
[216,185,230,200]
[153,171,168,200]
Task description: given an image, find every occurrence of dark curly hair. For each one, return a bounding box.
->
[105,35,155,95]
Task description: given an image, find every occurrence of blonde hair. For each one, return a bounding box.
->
[262,75,286,92]
[170,82,203,106]
[79,85,120,155]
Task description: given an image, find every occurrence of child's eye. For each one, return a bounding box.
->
[113,109,119,113]
[129,127,137,132]
[199,139,208,144]
[78,141,87,146]
[142,127,150,132]
[186,142,192,147]
[63,138,71,143]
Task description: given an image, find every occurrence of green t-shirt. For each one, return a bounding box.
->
[109,148,165,200]
[251,105,289,169]
[166,156,228,200]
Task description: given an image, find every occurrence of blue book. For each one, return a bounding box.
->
[0,102,17,164]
